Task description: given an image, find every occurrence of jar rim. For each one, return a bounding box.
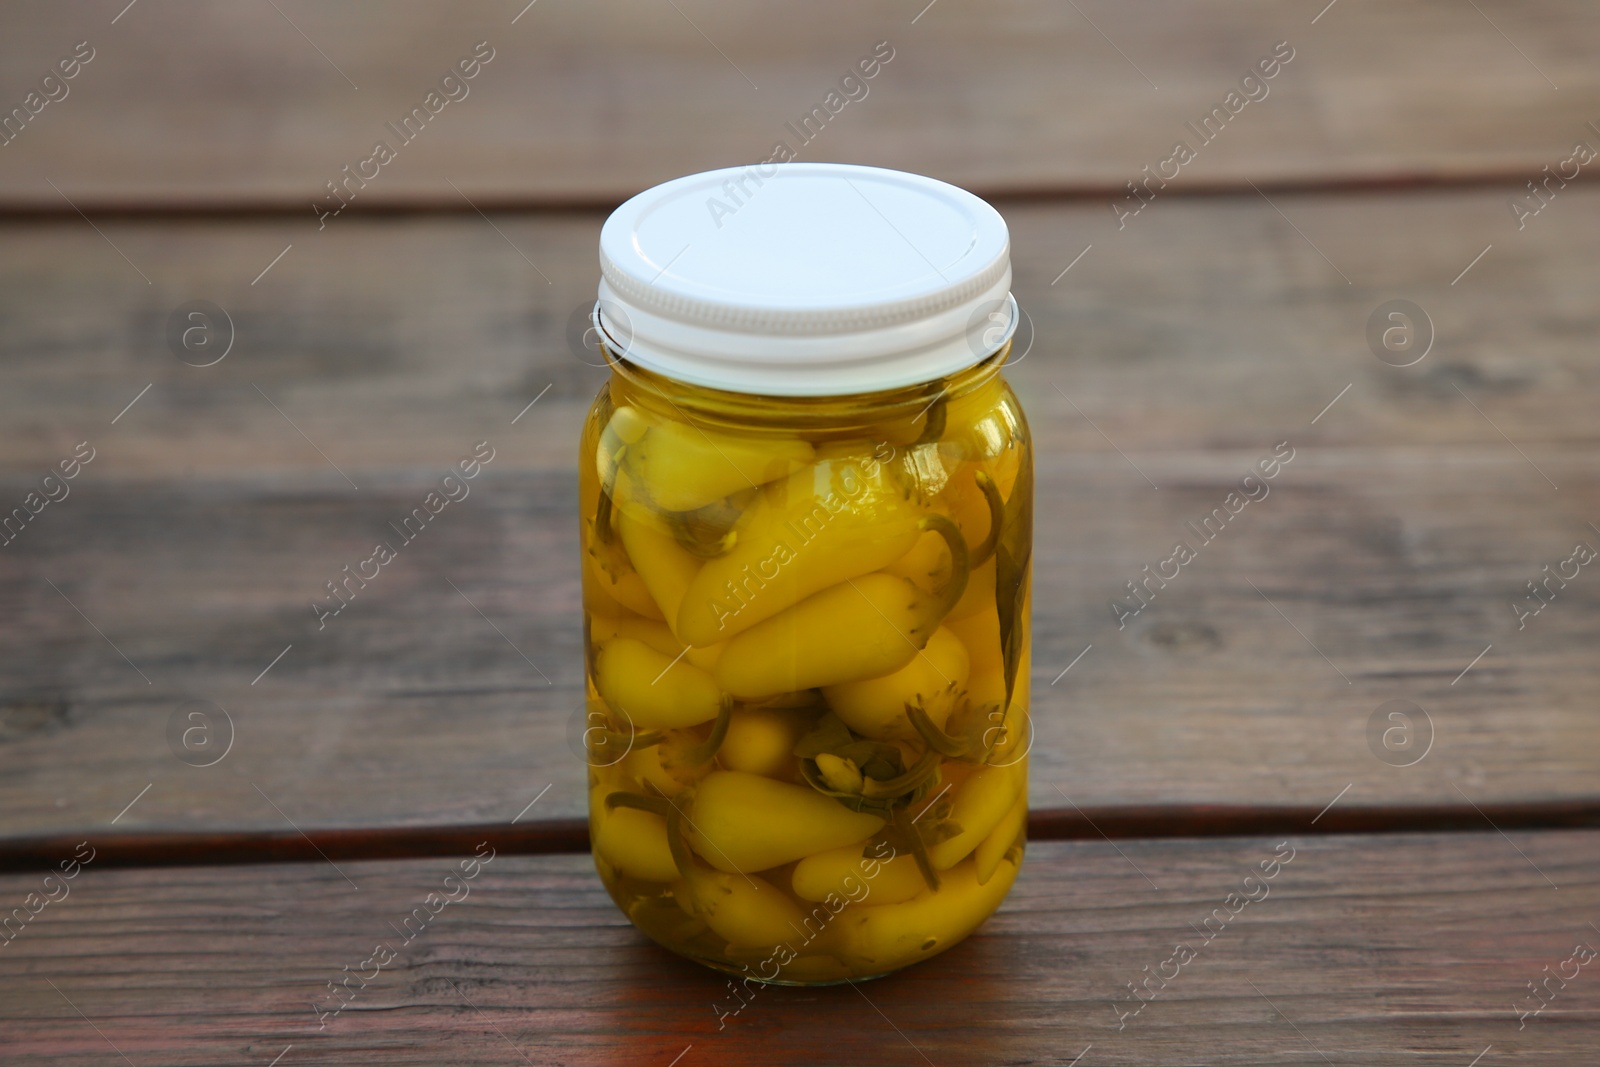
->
[602,340,1012,434]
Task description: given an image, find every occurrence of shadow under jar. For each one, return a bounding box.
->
[578,164,1033,984]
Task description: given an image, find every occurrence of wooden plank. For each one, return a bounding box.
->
[1,833,1596,1064]
[1,187,1597,838]
[2,1,1598,209]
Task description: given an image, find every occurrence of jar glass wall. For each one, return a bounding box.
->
[579,343,1033,984]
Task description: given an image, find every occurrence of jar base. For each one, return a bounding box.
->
[692,956,899,987]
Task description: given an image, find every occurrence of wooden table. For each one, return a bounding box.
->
[2,2,1597,1062]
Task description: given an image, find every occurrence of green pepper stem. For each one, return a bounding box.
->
[908,704,971,759]
[970,471,1004,567]
[664,797,702,887]
[859,749,942,799]
[595,486,616,545]
[684,697,733,765]
[918,513,970,626]
[892,806,941,893]
[913,391,948,445]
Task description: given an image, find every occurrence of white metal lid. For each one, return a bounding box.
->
[595,163,1015,397]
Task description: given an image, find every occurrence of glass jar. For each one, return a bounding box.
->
[578,164,1032,984]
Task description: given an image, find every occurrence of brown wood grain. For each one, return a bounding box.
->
[1,187,1596,838]
[1,1,1597,209]
[1,833,1596,1064]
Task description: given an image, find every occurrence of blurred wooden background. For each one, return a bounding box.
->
[1,1,1598,1063]
[3,0,1598,208]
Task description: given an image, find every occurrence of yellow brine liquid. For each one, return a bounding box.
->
[580,344,1032,983]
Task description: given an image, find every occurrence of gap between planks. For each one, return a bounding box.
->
[0,168,1555,221]
[2,800,1598,873]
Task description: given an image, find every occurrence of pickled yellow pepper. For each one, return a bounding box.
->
[612,793,806,950]
[613,491,701,632]
[685,770,884,873]
[583,534,665,621]
[823,626,971,740]
[717,706,814,778]
[827,855,1020,969]
[617,414,813,514]
[713,515,968,699]
[675,457,928,646]
[792,844,927,906]
[594,638,722,730]
[591,785,677,883]
[974,791,1027,885]
[927,760,1025,870]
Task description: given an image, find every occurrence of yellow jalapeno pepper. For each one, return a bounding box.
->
[883,529,950,588]
[713,573,922,698]
[974,790,1028,885]
[616,698,732,799]
[947,557,996,621]
[619,414,814,514]
[822,626,970,741]
[626,893,709,949]
[590,611,724,673]
[791,843,927,906]
[888,468,1001,616]
[613,494,701,632]
[594,404,649,496]
[927,760,1025,871]
[590,785,678,883]
[827,855,1020,971]
[712,515,969,699]
[685,770,884,874]
[675,456,930,647]
[718,705,815,779]
[932,637,1030,766]
[946,604,1005,710]
[589,613,681,658]
[946,466,1002,553]
[583,540,665,621]
[611,793,806,951]
[594,637,723,730]
[622,734,696,799]
[682,867,807,951]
